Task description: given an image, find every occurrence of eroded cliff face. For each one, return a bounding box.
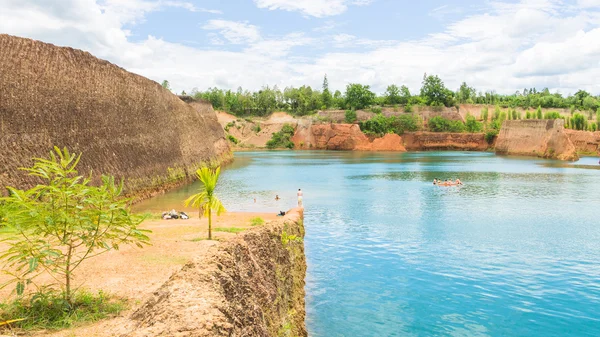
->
[495,120,578,160]
[403,132,489,151]
[293,124,406,151]
[565,129,600,155]
[125,209,307,337]
[0,34,230,198]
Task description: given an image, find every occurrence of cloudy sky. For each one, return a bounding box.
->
[1,0,599,95]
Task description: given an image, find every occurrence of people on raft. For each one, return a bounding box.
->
[433,178,463,186]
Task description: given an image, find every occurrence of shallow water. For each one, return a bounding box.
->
[135,151,600,336]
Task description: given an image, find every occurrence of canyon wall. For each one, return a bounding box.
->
[0,34,230,198]
[125,209,307,337]
[495,120,578,160]
[403,132,490,151]
[565,129,600,155]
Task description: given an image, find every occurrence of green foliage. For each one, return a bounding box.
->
[420,74,455,107]
[252,123,262,134]
[428,116,465,132]
[0,289,125,331]
[536,106,543,119]
[161,80,171,91]
[370,106,383,114]
[266,124,295,149]
[224,121,235,132]
[465,114,483,133]
[404,103,413,113]
[281,231,303,247]
[345,110,357,123]
[457,82,476,103]
[345,84,376,110]
[213,227,245,234]
[544,111,561,119]
[384,85,401,105]
[526,111,531,119]
[0,147,150,303]
[359,114,420,136]
[321,75,333,109]
[571,113,587,130]
[485,129,499,144]
[596,111,600,128]
[184,167,226,240]
[227,134,239,144]
[481,107,489,122]
[250,217,265,226]
[511,109,519,120]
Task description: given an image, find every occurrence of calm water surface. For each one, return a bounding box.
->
[135,151,600,336]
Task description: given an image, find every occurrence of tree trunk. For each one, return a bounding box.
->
[65,243,73,304]
[208,210,212,240]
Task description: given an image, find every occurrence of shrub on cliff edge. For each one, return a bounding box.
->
[266,124,295,149]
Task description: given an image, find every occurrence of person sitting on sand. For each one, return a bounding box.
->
[275,195,280,201]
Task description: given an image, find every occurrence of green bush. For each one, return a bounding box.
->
[252,123,262,133]
[481,107,489,122]
[465,114,483,133]
[250,217,265,226]
[224,121,235,132]
[428,116,465,132]
[485,129,498,144]
[543,111,561,119]
[404,103,413,113]
[536,106,543,119]
[345,110,357,123]
[227,134,239,144]
[359,114,420,136]
[266,124,295,149]
[371,106,382,114]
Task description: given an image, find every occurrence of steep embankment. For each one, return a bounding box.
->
[565,129,600,155]
[495,120,577,160]
[0,34,230,198]
[123,209,307,337]
[403,132,490,151]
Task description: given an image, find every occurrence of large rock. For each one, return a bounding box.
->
[0,34,230,198]
[495,120,577,161]
[403,132,489,151]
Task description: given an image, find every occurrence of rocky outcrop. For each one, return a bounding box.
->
[0,34,230,198]
[126,209,307,337]
[565,129,600,155]
[292,124,406,151]
[403,132,489,151]
[495,120,578,160]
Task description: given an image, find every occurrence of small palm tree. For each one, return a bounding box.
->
[185,166,226,240]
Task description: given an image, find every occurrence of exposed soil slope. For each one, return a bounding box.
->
[495,120,578,160]
[0,34,229,198]
[403,132,489,151]
[565,129,600,155]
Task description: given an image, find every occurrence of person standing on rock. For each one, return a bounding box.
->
[297,189,303,207]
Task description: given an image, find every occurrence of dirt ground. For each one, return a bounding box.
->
[0,211,277,337]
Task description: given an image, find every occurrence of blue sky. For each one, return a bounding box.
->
[1,0,600,94]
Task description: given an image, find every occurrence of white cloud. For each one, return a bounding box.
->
[202,20,261,44]
[1,0,600,97]
[253,0,371,17]
[577,0,600,8]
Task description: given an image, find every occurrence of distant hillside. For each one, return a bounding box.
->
[0,34,230,198]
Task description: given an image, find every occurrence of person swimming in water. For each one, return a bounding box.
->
[455,178,463,185]
[433,179,438,185]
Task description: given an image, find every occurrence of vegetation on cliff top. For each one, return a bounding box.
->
[266,124,296,149]
[186,74,600,117]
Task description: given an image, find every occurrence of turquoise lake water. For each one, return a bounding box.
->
[135,151,600,336]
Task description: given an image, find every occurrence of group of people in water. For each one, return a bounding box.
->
[433,178,463,186]
[253,189,304,207]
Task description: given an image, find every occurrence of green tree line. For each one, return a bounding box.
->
[183,74,600,117]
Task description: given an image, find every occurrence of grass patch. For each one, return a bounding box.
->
[0,290,126,331]
[250,217,265,226]
[213,227,246,234]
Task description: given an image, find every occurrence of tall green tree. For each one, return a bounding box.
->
[384,84,401,105]
[345,84,376,110]
[321,75,333,109]
[400,85,411,105]
[0,147,150,303]
[184,167,226,240]
[161,80,171,91]
[420,74,454,107]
